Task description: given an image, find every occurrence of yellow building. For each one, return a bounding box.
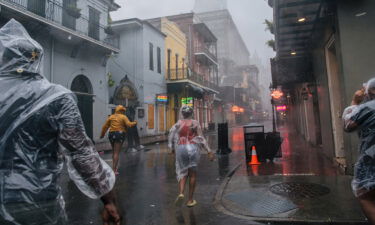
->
[157,17,188,130]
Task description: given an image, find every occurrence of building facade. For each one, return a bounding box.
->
[0,0,120,141]
[148,13,220,130]
[147,17,188,130]
[193,1,262,124]
[108,18,167,137]
[270,0,375,173]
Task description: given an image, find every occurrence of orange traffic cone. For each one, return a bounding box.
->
[249,146,261,165]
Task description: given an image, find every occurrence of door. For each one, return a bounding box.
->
[148,104,155,129]
[71,75,94,140]
[75,94,94,139]
[158,105,165,132]
[325,36,345,158]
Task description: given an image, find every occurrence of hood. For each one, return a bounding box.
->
[0,19,43,76]
[115,105,126,114]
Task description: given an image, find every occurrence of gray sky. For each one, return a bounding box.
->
[111,0,275,64]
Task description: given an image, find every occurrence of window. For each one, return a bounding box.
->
[88,7,100,40]
[149,43,154,71]
[167,49,171,78]
[157,47,161,74]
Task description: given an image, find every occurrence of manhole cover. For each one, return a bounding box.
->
[224,191,297,216]
[270,182,330,199]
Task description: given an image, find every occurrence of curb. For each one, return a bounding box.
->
[213,164,367,224]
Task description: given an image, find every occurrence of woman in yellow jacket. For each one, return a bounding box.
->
[100,105,137,174]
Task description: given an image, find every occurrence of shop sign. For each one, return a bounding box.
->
[182,97,193,107]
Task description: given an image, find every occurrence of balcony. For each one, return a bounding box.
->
[167,68,219,93]
[0,0,119,52]
[194,45,218,66]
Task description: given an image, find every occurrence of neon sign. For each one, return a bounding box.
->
[276,105,287,111]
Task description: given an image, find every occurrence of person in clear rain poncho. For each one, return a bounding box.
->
[168,105,214,207]
[343,78,375,225]
[0,19,120,225]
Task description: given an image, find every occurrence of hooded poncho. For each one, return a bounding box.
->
[0,19,115,225]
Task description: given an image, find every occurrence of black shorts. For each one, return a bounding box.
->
[109,131,126,144]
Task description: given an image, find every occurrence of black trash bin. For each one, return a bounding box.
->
[217,123,232,154]
[243,124,266,163]
[265,132,283,162]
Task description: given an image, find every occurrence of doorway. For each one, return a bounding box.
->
[71,75,94,139]
[325,36,345,158]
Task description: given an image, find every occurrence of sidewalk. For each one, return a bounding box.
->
[215,124,368,224]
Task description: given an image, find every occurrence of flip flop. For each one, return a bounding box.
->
[175,194,184,207]
[186,200,197,207]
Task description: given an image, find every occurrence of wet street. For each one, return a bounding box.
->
[59,121,368,225]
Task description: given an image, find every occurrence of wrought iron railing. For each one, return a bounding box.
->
[167,68,219,91]
[194,45,217,63]
[2,0,119,49]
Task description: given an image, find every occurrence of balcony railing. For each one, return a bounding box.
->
[194,45,217,63]
[2,0,119,49]
[167,68,219,91]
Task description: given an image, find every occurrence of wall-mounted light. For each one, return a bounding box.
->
[297,11,306,23]
[291,51,297,56]
[68,35,72,40]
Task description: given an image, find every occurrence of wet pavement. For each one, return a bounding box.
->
[58,121,369,225]
[217,124,368,224]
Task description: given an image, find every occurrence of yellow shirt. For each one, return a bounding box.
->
[101,113,136,137]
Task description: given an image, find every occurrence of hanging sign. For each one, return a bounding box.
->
[182,97,193,107]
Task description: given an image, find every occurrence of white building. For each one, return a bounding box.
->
[0,0,120,141]
[108,18,167,137]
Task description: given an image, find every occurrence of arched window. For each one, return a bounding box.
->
[71,75,93,94]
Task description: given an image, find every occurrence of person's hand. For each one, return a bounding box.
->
[102,203,121,225]
[208,152,215,161]
[352,89,365,105]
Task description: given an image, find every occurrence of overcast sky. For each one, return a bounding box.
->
[111,0,275,65]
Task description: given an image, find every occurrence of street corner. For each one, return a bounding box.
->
[214,164,368,224]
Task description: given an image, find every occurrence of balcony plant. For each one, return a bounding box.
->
[104,26,114,35]
[107,72,115,87]
[66,4,81,19]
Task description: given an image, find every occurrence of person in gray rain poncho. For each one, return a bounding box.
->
[168,106,214,207]
[0,19,120,225]
[343,78,375,225]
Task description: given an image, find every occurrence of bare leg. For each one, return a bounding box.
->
[112,141,123,173]
[359,190,375,225]
[179,176,187,195]
[187,169,197,203]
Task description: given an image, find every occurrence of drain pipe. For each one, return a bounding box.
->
[50,37,55,83]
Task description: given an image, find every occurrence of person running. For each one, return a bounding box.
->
[343,78,375,225]
[168,106,215,207]
[0,19,120,225]
[101,105,137,175]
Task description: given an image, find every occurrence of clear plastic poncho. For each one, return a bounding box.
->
[168,106,211,181]
[0,19,115,225]
[343,78,375,197]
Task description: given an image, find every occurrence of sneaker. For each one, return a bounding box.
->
[175,194,184,207]
[138,145,145,150]
[186,200,197,207]
[130,148,138,153]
